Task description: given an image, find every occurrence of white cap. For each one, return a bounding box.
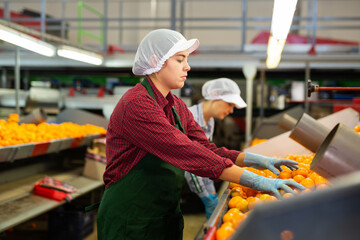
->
[132,29,199,76]
[202,78,247,109]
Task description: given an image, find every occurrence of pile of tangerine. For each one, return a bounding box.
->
[0,113,106,147]
[216,153,330,240]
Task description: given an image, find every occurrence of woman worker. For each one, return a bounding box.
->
[97,29,305,240]
[185,78,247,219]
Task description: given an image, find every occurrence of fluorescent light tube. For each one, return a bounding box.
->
[0,24,56,57]
[267,0,298,69]
[271,0,298,40]
[266,36,285,69]
[57,45,103,65]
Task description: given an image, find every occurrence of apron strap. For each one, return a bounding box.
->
[172,106,186,134]
[142,77,186,134]
[141,76,157,102]
[85,202,100,212]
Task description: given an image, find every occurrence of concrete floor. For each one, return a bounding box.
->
[84,213,206,240]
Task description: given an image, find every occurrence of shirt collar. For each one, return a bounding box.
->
[146,76,175,110]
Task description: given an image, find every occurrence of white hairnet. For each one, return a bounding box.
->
[202,78,247,109]
[132,29,199,76]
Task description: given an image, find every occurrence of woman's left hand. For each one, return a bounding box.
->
[243,152,299,175]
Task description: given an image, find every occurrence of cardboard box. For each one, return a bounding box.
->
[82,157,106,181]
[83,138,106,181]
[93,137,106,157]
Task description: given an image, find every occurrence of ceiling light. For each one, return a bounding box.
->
[0,24,56,57]
[57,45,103,65]
[271,0,298,40]
[266,36,285,69]
[267,0,298,69]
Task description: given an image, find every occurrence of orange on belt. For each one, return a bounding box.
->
[218,152,335,239]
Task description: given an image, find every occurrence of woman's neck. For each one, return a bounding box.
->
[202,101,213,125]
[148,75,170,97]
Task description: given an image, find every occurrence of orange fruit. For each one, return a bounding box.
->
[279,171,292,179]
[8,113,19,123]
[267,195,278,201]
[300,178,315,189]
[293,175,306,183]
[280,165,292,173]
[285,154,296,161]
[298,163,310,169]
[243,187,258,197]
[247,197,261,210]
[303,158,313,165]
[307,172,318,181]
[301,188,312,194]
[264,170,277,178]
[258,194,277,202]
[245,167,261,175]
[258,194,271,201]
[229,182,241,189]
[216,225,235,240]
[230,187,246,198]
[250,138,267,146]
[257,171,267,177]
[227,208,241,214]
[221,222,233,228]
[354,125,360,133]
[230,212,246,228]
[235,198,249,212]
[292,168,309,178]
[228,196,243,209]
[315,176,328,186]
[282,193,294,199]
[316,183,328,190]
[222,212,235,223]
[295,156,304,163]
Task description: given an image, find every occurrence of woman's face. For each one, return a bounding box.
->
[212,100,236,120]
[155,49,191,90]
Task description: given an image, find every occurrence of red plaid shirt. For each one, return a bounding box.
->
[104,78,239,188]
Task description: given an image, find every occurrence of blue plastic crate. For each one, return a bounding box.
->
[48,206,94,240]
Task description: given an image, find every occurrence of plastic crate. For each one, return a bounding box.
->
[48,206,94,240]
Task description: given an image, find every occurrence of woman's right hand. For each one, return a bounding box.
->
[239,170,306,199]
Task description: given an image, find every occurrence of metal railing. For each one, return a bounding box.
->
[0,0,359,52]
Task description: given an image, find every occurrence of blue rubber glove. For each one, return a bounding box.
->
[200,195,217,219]
[244,152,299,175]
[239,170,306,199]
[210,193,219,206]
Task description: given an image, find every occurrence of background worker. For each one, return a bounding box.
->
[185,78,247,218]
[97,29,304,240]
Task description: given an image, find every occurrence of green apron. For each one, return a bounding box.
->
[97,78,186,240]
